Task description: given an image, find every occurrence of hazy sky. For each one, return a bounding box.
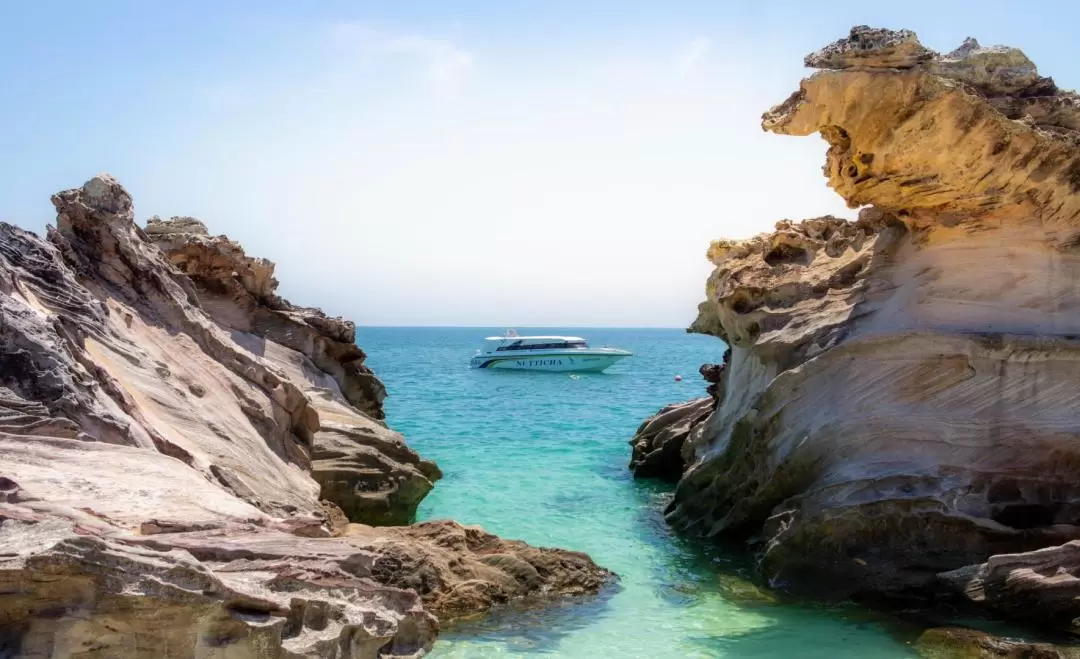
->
[3,2,1078,326]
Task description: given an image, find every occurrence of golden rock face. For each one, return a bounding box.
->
[667,27,1080,620]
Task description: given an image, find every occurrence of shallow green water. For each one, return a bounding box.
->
[357,327,917,658]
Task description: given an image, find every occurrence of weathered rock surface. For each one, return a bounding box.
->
[628,363,725,481]
[659,25,1080,621]
[628,397,712,481]
[0,175,612,658]
[145,217,440,526]
[0,516,610,658]
[914,627,1080,659]
[939,543,1080,632]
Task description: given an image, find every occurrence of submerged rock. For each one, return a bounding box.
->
[715,572,778,607]
[655,26,1080,618]
[0,175,612,658]
[914,627,1080,659]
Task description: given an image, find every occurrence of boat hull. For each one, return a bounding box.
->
[470,352,630,372]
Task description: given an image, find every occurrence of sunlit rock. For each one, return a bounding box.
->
[0,175,612,658]
[656,28,1080,618]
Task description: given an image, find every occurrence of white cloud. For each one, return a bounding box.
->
[674,37,712,76]
[385,34,474,96]
[142,25,847,327]
[329,22,474,97]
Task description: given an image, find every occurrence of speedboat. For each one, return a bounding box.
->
[469,330,632,372]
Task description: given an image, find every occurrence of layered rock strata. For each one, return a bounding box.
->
[0,175,611,657]
[628,362,726,481]
[658,25,1080,626]
[144,217,440,525]
[939,542,1080,631]
[628,397,713,481]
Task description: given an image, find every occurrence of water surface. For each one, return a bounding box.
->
[357,327,917,658]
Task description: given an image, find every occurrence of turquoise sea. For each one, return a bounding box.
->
[356,327,918,658]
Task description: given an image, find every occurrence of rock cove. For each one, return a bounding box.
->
[634,25,1080,641]
[0,176,611,657]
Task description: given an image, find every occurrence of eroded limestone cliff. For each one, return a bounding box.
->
[143,216,441,526]
[653,26,1080,629]
[0,176,611,657]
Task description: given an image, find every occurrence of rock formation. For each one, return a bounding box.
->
[144,216,441,526]
[654,25,1080,630]
[939,542,1080,631]
[628,362,726,481]
[914,627,1080,658]
[628,397,713,481]
[0,516,609,658]
[0,175,612,657]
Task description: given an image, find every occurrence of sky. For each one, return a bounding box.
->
[3,1,1079,327]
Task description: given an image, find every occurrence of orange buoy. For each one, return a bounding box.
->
[674,375,683,382]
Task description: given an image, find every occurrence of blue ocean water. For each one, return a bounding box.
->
[356,327,917,658]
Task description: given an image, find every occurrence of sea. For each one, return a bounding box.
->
[355,327,918,658]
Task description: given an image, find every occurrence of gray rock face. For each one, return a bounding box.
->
[628,363,725,481]
[939,542,1080,633]
[628,397,712,481]
[803,25,1052,98]
[0,175,612,658]
[804,25,932,70]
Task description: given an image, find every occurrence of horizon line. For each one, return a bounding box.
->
[354,324,693,329]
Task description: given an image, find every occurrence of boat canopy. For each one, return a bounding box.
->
[482,335,585,342]
[480,336,589,352]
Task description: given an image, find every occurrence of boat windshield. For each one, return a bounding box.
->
[494,339,588,352]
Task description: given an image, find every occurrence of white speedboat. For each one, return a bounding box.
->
[469,330,632,372]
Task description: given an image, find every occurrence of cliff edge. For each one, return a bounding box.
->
[655,26,1080,630]
[0,176,612,657]
[143,216,442,525]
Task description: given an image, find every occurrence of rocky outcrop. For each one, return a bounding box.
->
[659,25,1080,621]
[0,175,612,658]
[628,397,712,481]
[939,543,1080,632]
[143,217,384,419]
[914,627,1080,658]
[629,362,726,481]
[0,517,609,658]
[0,518,437,658]
[145,217,440,526]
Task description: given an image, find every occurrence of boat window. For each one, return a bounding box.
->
[494,340,582,351]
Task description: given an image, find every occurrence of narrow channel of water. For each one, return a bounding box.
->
[357,327,917,658]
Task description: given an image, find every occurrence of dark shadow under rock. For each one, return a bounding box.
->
[628,397,714,481]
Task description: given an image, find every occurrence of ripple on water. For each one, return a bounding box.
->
[356,328,918,658]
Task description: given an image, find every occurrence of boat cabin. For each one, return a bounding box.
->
[480,335,588,354]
